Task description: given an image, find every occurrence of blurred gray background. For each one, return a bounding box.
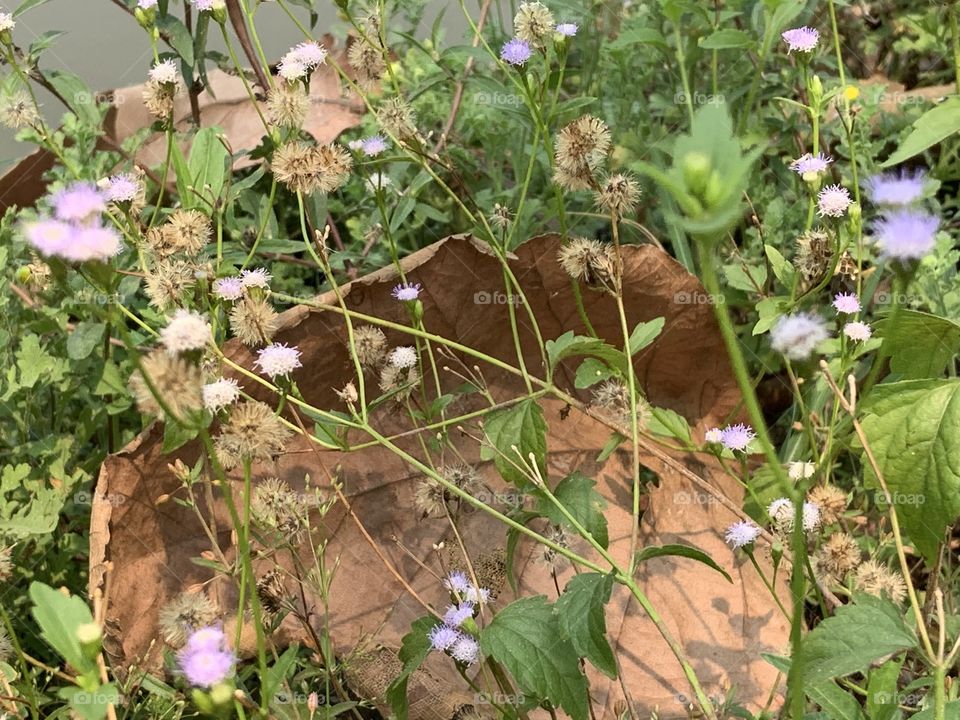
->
[0,0,462,171]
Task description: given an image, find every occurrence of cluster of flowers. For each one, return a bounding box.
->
[177,626,236,688]
[348,135,390,158]
[499,2,578,66]
[23,183,123,262]
[277,41,328,82]
[427,571,490,665]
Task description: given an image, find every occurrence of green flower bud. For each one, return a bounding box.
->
[702,172,724,208]
[15,266,31,284]
[76,623,102,660]
[209,682,234,707]
[682,152,711,196]
[808,74,824,107]
[134,7,156,29]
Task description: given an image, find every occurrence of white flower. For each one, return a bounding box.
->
[449,635,480,664]
[255,343,302,378]
[817,184,852,218]
[802,501,821,531]
[240,268,271,289]
[290,41,327,68]
[149,59,179,85]
[388,346,418,369]
[203,378,241,411]
[770,313,829,361]
[137,0,159,9]
[160,310,211,354]
[464,586,490,604]
[103,173,142,203]
[278,57,307,82]
[213,277,244,301]
[767,497,794,527]
[788,461,816,480]
[704,427,723,444]
[724,521,761,549]
[0,12,15,33]
[843,321,872,342]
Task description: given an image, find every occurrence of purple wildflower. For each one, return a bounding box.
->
[360,135,388,157]
[704,427,723,444]
[865,170,925,206]
[500,38,532,66]
[790,152,832,176]
[874,210,939,262]
[391,282,421,301]
[177,626,235,688]
[255,343,303,378]
[213,276,244,301]
[720,423,755,452]
[449,635,481,664]
[770,313,829,360]
[843,321,872,342]
[817,184,852,218]
[555,22,578,37]
[52,183,106,223]
[24,219,74,257]
[832,292,861,314]
[443,603,475,628]
[781,26,819,53]
[443,571,470,594]
[103,173,141,204]
[68,225,122,262]
[724,521,761,549]
[427,624,461,652]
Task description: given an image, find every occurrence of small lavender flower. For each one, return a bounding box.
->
[874,210,939,263]
[52,182,106,223]
[391,282,422,301]
[865,170,925,206]
[555,22,578,37]
[449,635,481,665]
[137,0,159,9]
[790,152,831,176]
[770,313,829,360]
[724,521,760,549]
[443,571,470,594]
[69,225,122,262]
[832,292,861,314]
[843,321,872,342]
[500,38,532,66]
[781,26,819,53]
[278,58,307,82]
[289,41,327,69]
[427,624,461,652]
[24,219,73,257]
[443,603,475,627]
[817,184,852,218]
[802,501,822,531]
[255,343,302,378]
[103,173,141,204]
[213,276,244,301]
[360,135,388,157]
[240,268,271,289]
[704,427,723,444]
[203,378,242,412]
[767,498,794,526]
[190,0,225,12]
[720,423,755,452]
[178,626,235,688]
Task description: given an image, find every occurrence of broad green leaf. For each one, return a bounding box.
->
[635,543,732,582]
[30,582,97,674]
[865,657,904,720]
[156,15,195,67]
[555,573,617,678]
[45,70,100,126]
[574,357,617,389]
[647,406,692,444]
[700,28,754,49]
[67,322,106,361]
[188,127,229,208]
[723,263,766,293]
[162,418,201,453]
[877,310,960,381]
[754,295,790,335]
[764,244,796,288]
[60,684,119,720]
[538,472,608,549]
[607,27,669,52]
[546,331,627,374]
[881,98,960,167]
[481,399,547,487]
[808,680,868,720]
[386,616,439,720]
[859,379,960,561]
[14,0,53,16]
[480,597,589,720]
[596,432,626,463]
[628,317,664,355]
[911,701,960,720]
[801,594,916,685]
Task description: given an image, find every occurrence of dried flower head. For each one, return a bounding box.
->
[514,2,555,46]
[252,477,308,535]
[229,295,280,346]
[854,559,907,604]
[596,173,640,216]
[144,259,196,310]
[0,91,39,129]
[490,203,513,230]
[348,39,387,89]
[554,115,611,191]
[815,532,860,582]
[379,363,420,401]
[159,592,220,647]
[0,546,11,581]
[353,325,388,368]
[794,229,834,284]
[590,379,650,429]
[256,568,289,617]
[214,401,292,469]
[557,237,616,290]
[165,209,212,256]
[143,72,182,119]
[130,349,203,420]
[376,97,417,140]
[807,485,846,525]
[271,142,352,195]
[538,524,572,570]
[266,81,310,129]
[0,626,10,663]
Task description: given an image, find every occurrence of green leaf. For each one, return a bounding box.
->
[60,684,119,720]
[754,295,790,335]
[574,358,617,389]
[555,573,617,678]
[67,322,106,361]
[386,616,439,720]
[538,472,608,549]
[546,331,627,374]
[647,406,692,444]
[635,543,732,582]
[881,98,960,167]
[162,418,201,453]
[14,0,53,16]
[859,379,960,561]
[628,317,664,356]
[481,399,547,487]
[29,582,96,674]
[723,263,766,293]
[480,597,589,720]
[45,70,100,126]
[188,127,229,208]
[764,244,796,288]
[910,701,960,720]
[801,594,916,685]
[607,27,669,52]
[699,28,754,49]
[865,657,904,720]
[807,680,868,720]
[596,432,626,463]
[878,310,960,381]
[156,15,195,67]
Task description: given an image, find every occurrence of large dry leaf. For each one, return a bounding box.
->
[91,235,789,719]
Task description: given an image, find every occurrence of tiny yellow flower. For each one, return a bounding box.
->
[843,85,860,102]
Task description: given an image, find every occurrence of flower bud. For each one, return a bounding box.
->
[682,152,711,196]
[76,623,102,660]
